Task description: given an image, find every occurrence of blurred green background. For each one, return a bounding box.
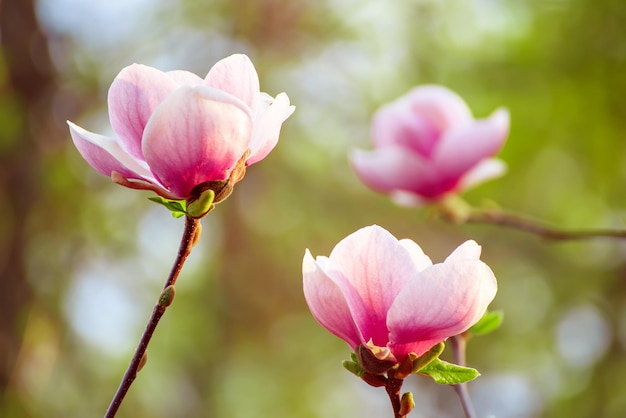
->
[2,0,626,416]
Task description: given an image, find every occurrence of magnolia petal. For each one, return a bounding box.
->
[388,260,497,358]
[167,70,204,86]
[373,85,473,150]
[372,100,441,157]
[142,85,253,199]
[302,250,361,349]
[204,54,260,114]
[351,147,455,199]
[389,191,429,208]
[444,240,482,263]
[434,108,510,181]
[388,338,448,362]
[405,85,474,130]
[108,64,180,161]
[458,158,507,191]
[247,92,295,165]
[326,225,421,347]
[68,121,153,181]
[398,239,433,271]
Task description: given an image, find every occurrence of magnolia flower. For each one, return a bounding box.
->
[351,85,509,205]
[302,225,497,363]
[69,54,295,201]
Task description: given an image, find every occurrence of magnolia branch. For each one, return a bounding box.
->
[104,216,201,418]
[438,197,626,241]
[465,208,626,241]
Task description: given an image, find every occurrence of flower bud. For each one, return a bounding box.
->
[159,285,176,308]
[137,351,148,372]
[399,392,415,416]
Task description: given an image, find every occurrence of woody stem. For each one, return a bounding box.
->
[104,216,200,418]
[384,377,406,418]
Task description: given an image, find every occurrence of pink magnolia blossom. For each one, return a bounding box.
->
[302,225,497,363]
[351,85,509,205]
[69,54,295,201]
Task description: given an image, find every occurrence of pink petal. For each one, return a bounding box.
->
[166,70,203,86]
[350,147,457,199]
[108,64,180,161]
[387,260,497,358]
[433,108,509,181]
[142,86,253,198]
[302,250,361,349]
[398,239,433,271]
[444,240,482,263]
[373,85,473,151]
[351,147,431,193]
[458,158,507,191]
[247,92,295,165]
[326,225,420,347]
[387,337,446,361]
[68,121,153,181]
[372,100,441,158]
[406,85,474,130]
[204,54,260,114]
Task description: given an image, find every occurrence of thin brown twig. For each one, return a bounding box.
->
[104,216,200,418]
[437,195,626,241]
[465,208,626,241]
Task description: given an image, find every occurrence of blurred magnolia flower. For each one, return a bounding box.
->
[351,85,509,205]
[69,54,294,202]
[302,225,497,363]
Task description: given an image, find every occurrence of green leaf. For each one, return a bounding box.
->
[148,196,188,218]
[469,310,504,336]
[411,342,445,373]
[342,360,364,377]
[417,358,480,384]
[187,189,215,218]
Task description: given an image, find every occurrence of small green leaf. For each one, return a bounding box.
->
[342,360,364,377]
[187,189,215,218]
[148,196,188,218]
[469,310,504,336]
[412,342,445,373]
[417,358,480,384]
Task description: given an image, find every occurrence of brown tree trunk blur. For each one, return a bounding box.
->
[0,0,55,404]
